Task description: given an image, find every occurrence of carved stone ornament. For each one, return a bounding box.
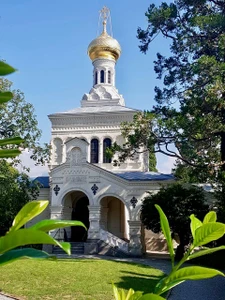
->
[91,184,99,195]
[53,185,60,196]
[69,147,82,166]
[130,197,138,208]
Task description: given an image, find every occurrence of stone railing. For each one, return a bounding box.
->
[99,228,129,253]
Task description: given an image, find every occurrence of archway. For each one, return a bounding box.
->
[100,196,129,241]
[63,191,89,242]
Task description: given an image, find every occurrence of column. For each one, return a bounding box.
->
[50,205,64,241]
[99,139,103,164]
[128,220,143,257]
[88,206,101,240]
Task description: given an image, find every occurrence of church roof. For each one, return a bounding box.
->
[114,171,174,181]
[33,176,50,188]
[49,105,139,116]
[34,171,173,189]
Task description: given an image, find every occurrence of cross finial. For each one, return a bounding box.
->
[100,6,110,33]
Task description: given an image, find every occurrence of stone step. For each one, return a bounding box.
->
[53,242,84,255]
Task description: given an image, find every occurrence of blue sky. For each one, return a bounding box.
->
[1,0,174,174]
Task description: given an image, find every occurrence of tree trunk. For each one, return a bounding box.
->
[175,233,188,261]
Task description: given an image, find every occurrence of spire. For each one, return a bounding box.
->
[100,6,110,34]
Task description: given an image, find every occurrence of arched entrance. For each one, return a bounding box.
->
[100,196,129,241]
[63,191,89,242]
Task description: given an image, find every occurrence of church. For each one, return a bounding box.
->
[34,7,173,256]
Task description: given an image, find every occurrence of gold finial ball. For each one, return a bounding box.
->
[88,31,121,62]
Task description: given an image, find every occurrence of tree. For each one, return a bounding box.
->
[141,183,209,259]
[0,76,50,166]
[111,1,225,182]
[0,160,39,235]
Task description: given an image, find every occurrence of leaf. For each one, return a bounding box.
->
[194,222,225,247]
[112,284,122,300]
[10,200,49,232]
[0,228,71,255]
[0,248,55,266]
[0,137,23,146]
[188,246,225,261]
[0,91,13,103]
[0,61,16,76]
[190,214,202,239]
[130,292,145,300]
[203,211,217,224]
[155,205,174,264]
[139,294,165,300]
[168,266,224,283]
[157,266,224,294]
[0,149,21,158]
[30,219,87,232]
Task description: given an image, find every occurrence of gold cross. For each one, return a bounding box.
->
[100,6,110,22]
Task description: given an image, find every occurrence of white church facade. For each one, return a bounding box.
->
[34,7,174,256]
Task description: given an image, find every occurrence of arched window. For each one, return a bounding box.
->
[91,139,99,163]
[108,70,111,84]
[103,138,112,163]
[100,70,105,83]
[95,71,98,85]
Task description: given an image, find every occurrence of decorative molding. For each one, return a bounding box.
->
[130,197,138,208]
[64,175,87,184]
[91,184,99,195]
[53,185,60,196]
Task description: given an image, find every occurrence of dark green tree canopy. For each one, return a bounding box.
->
[141,183,209,258]
[0,160,39,235]
[112,0,225,181]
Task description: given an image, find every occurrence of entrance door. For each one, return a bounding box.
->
[71,196,89,242]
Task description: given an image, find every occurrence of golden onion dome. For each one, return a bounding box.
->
[88,21,121,62]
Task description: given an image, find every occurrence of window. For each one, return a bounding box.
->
[100,70,105,83]
[91,139,99,163]
[108,70,111,84]
[95,71,98,85]
[103,138,112,163]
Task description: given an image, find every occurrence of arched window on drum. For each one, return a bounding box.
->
[91,139,99,163]
[100,70,105,83]
[103,138,112,163]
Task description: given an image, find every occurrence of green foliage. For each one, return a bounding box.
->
[114,205,225,299]
[141,183,209,259]
[0,200,86,266]
[0,160,40,235]
[155,205,174,266]
[114,1,225,182]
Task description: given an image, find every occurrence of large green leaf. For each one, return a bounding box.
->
[168,266,224,282]
[194,222,225,247]
[10,200,49,232]
[139,295,165,300]
[0,228,71,255]
[112,284,143,300]
[0,137,23,146]
[188,246,225,261]
[0,91,13,103]
[0,248,55,266]
[0,61,16,76]
[155,205,174,264]
[190,214,202,239]
[0,149,21,158]
[157,266,224,294]
[30,219,86,232]
[203,211,217,224]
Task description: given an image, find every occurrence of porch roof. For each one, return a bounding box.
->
[33,171,174,189]
[114,171,174,181]
[33,176,50,188]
